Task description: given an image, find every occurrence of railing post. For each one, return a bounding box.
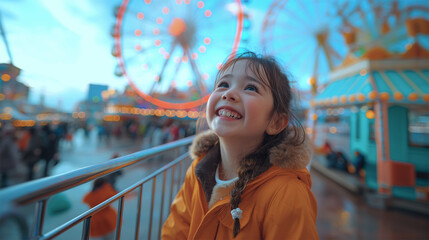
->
[169,165,176,208]
[148,177,157,240]
[31,199,47,240]
[158,171,167,238]
[81,217,91,240]
[178,161,183,189]
[115,196,125,240]
[134,185,143,240]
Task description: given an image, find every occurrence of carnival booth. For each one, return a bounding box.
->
[312,41,429,203]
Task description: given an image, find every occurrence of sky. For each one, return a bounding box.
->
[0,0,278,112]
[0,0,128,111]
[1,0,427,112]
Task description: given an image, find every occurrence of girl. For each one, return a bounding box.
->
[162,52,319,239]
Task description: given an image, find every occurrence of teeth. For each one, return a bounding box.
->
[218,109,241,119]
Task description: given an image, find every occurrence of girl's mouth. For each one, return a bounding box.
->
[216,108,242,119]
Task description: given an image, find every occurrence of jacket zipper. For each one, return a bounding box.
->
[214,221,220,240]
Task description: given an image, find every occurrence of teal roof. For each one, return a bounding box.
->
[314,69,429,106]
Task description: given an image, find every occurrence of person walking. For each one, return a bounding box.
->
[162,51,318,239]
[23,127,45,181]
[40,124,60,177]
[0,124,20,188]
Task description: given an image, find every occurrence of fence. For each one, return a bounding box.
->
[0,136,195,240]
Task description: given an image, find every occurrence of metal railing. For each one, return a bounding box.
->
[0,136,195,240]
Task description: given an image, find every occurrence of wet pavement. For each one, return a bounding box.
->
[312,169,429,240]
[1,129,428,240]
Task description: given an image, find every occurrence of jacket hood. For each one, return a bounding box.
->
[189,129,313,170]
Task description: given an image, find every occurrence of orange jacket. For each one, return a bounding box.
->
[83,182,118,237]
[162,131,319,240]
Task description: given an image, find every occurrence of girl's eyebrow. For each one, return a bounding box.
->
[246,76,269,91]
[219,74,233,80]
[219,73,268,90]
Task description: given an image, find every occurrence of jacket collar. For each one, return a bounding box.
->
[192,129,313,204]
[190,129,313,170]
[194,143,221,203]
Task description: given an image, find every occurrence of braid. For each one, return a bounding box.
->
[230,158,254,237]
[230,146,272,238]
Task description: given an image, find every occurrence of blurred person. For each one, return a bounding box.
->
[321,141,332,155]
[138,122,147,137]
[335,151,349,172]
[105,123,112,145]
[171,122,180,141]
[178,123,187,139]
[128,121,138,140]
[353,150,366,177]
[97,124,106,143]
[323,142,338,168]
[18,127,31,153]
[64,130,74,148]
[83,178,118,240]
[40,124,60,177]
[326,151,338,168]
[113,123,122,139]
[53,122,64,142]
[151,122,164,147]
[23,127,46,181]
[83,122,90,139]
[162,51,318,239]
[0,124,20,188]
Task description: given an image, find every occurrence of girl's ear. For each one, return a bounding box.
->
[266,113,288,135]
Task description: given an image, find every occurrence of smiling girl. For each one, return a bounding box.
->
[162,51,319,239]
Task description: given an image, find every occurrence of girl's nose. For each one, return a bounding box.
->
[222,90,238,102]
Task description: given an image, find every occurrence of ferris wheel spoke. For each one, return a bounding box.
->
[137,20,168,32]
[316,0,321,24]
[274,20,314,37]
[312,45,321,78]
[170,51,184,84]
[197,14,235,30]
[324,44,342,62]
[282,42,313,68]
[273,37,313,55]
[296,43,319,78]
[123,48,159,69]
[148,39,179,95]
[185,47,206,96]
[270,30,312,41]
[296,0,313,24]
[279,8,315,32]
[158,39,178,80]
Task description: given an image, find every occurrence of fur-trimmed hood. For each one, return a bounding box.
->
[189,129,313,170]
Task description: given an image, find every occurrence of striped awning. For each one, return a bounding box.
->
[314,67,429,107]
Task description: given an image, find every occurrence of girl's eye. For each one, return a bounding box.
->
[245,85,258,92]
[217,82,229,88]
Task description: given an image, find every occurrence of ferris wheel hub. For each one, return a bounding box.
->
[169,18,187,37]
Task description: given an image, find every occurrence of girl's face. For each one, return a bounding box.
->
[206,59,275,143]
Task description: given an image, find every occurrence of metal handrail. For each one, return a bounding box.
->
[0,136,195,240]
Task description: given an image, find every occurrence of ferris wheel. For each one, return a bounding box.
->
[115,0,243,109]
[261,0,346,93]
[261,0,429,93]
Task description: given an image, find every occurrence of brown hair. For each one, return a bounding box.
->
[215,51,305,237]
